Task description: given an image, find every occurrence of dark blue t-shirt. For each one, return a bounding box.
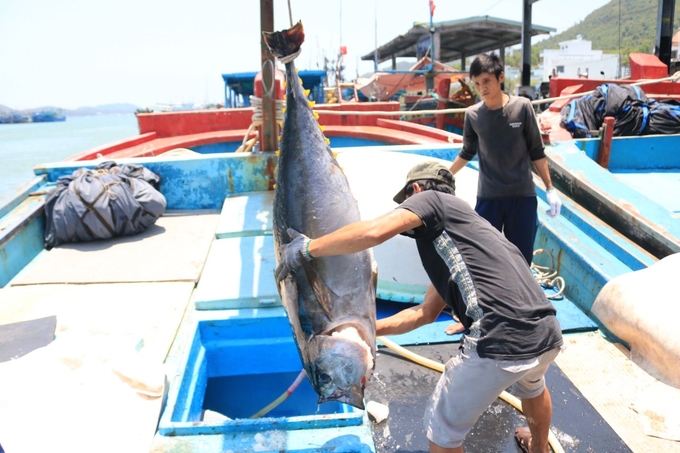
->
[460,95,546,200]
[399,190,563,360]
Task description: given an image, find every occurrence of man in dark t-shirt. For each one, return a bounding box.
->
[275,161,563,453]
[449,53,562,267]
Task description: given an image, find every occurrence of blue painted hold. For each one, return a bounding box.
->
[159,312,371,445]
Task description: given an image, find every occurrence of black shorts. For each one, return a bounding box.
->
[475,196,538,265]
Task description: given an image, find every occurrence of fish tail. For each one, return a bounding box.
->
[263,21,305,63]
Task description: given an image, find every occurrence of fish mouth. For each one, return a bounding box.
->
[319,384,365,410]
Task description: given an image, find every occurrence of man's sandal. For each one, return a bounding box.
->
[514,426,531,453]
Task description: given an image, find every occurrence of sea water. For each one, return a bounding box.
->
[0,114,139,200]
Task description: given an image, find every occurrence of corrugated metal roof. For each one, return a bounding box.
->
[361,16,555,65]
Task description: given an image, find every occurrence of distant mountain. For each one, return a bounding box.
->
[0,103,139,117]
[65,103,139,116]
[505,0,680,67]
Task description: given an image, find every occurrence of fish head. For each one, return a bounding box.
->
[307,327,374,410]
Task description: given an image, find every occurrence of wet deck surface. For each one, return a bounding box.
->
[366,342,631,453]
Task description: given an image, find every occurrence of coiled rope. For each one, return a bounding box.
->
[531,248,565,300]
[239,58,285,153]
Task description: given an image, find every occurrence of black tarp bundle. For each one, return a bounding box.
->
[560,83,680,138]
[44,161,166,249]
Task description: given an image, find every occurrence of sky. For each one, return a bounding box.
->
[0,0,611,110]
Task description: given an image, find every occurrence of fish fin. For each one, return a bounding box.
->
[300,257,337,322]
[368,248,379,290]
[278,274,299,315]
[262,21,305,60]
[372,265,378,292]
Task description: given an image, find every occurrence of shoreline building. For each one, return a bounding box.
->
[541,35,619,81]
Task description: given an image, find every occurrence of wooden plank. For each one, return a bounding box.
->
[11,212,219,285]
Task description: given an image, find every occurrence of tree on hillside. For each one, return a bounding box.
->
[507,0,680,69]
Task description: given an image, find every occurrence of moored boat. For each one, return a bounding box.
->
[0,112,30,123]
[2,14,680,451]
[1,98,679,450]
[31,111,66,122]
[539,53,680,260]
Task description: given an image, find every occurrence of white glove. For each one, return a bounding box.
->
[275,228,313,282]
[545,188,562,218]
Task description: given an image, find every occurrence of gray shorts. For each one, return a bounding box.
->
[424,346,561,449]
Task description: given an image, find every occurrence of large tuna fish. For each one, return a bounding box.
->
[264,21,377,410]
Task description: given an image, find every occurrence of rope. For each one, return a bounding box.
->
[530,70,680,106]
[287,0,293,27]
[248,96,285,127]
[261,59,276,99]
[314,105,465,116]
[279,48,301,65]
[305,71,680,116]
[241,58,285,152]
[93,170,121,201]
[531,249,566,300]
[406,93,438,111]
[240,95,285,152]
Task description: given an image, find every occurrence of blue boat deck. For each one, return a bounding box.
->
[548,135,680,258]
[1,147,679,452]
[613,171,680,214]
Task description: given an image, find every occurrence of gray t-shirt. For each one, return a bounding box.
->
[399,190,563,360]
[459,96,545,200]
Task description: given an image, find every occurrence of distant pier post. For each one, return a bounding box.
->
[655,0,676,74]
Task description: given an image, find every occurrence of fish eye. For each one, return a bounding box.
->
[318,372,332,385]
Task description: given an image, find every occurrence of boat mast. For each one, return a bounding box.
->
[425,0,436,91]
[259,0,278,152]
[374,0,378,72]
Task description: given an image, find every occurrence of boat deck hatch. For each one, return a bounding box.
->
[158,311,365,437]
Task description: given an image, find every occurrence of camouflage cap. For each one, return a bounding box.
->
[393,161,456,204]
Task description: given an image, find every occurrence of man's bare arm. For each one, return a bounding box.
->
[307,208,422,258]
[533,157,554,190]
[376,284,447,335]
[449,155,470,176]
